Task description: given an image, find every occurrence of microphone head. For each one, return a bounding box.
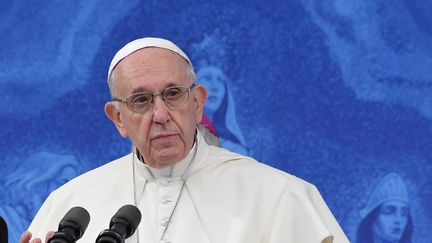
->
[59,206,90,240]
[109,205,141,238]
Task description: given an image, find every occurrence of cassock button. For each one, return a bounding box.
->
[160,217,169,226]
[160,180,169,186]
[161,197,172,205]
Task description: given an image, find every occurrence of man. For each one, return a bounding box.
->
[21,37,349,243]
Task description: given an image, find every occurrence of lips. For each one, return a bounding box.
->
[151,133,177,141]
[392,227,401,233]
[151,134,177,146]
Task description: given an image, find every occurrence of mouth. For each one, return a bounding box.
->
[391,227,402,235]
[151,133,177,141]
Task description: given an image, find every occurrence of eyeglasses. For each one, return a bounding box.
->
[112,84,196,114]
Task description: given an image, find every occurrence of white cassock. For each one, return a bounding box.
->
[28,130,349,243]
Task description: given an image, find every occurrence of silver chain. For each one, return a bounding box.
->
[132,141,198,243]
[131,146,140,242]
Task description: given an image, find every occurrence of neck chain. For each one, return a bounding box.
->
[132,142,198,243]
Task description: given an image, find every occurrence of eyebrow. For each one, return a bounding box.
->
[130,82,179,94]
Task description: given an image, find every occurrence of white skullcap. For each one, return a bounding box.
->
[107,37,192,82]
[359,173,409,219]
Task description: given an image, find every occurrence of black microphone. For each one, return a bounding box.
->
[95,205,142,243]
[0,216,7,243]
[48,207,90,243]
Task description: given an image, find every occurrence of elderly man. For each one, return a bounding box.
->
[21,38,349,243]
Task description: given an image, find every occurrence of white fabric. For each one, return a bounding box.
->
[138,142,211,243]
[28,131,349,243]
[108,37,192,82]
[139,178,211,243]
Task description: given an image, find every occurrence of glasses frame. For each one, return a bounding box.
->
[112,83,196,114]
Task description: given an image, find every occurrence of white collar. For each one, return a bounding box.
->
[133,129,209,181]
[144,141,197,179]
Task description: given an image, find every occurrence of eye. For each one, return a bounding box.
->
[381,205,396,215]
[164,87,183,99]
[130,93,152,104]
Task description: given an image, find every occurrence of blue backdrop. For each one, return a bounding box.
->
[1,1,431,242]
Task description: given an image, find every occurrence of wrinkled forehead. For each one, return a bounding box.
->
[108,37,192,82]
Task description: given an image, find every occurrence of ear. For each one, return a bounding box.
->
[192,85,208,123]
[104,102,128,138]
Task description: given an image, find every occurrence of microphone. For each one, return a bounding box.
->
[0,216,7,243]
[95,205,141,243]
[48,207,90,243]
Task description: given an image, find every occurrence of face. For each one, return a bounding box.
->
[372,201,409,242]
[196,66,226,114]
[105,48,207,168]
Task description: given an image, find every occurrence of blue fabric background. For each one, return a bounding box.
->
[1,1,431,242]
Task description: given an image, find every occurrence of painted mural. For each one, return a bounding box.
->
[1,1,431,242]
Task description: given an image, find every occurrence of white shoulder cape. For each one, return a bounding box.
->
[29,132,349,243]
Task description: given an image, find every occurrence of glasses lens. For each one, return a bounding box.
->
[162,87,189,108]
[122,86,192,114]
[127,93,153,113]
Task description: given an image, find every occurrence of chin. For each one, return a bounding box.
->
[154,149,184,166]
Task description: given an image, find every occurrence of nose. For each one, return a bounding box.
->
[394,215,401,224]
[152,95,170,123]
[391,211,404,226]
[395,212,404,223]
